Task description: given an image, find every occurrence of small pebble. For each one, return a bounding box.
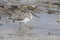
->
[56,19,60,22]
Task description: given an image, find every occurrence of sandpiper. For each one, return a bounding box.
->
[5,4,39,30]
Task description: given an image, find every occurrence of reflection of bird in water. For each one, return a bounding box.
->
[0,4,40,30]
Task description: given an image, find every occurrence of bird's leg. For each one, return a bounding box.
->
[17,22,22,32]
[16,22,25,36]
[17,22,22,33]
[19,22,22,30]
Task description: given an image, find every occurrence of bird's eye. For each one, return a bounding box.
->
[27,6,34,10]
